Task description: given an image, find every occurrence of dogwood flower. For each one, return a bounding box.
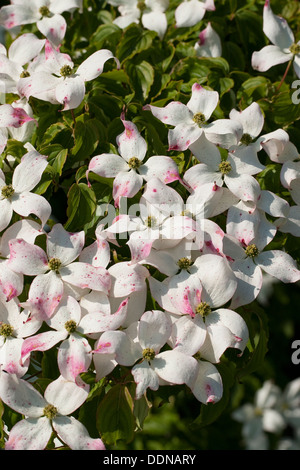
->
[228,102,267,168]
[87,117,181,207]
[150,266,248,363]
[0,0,82,47]
[175,0,215,28]
[0,149,51,232]
[224,204,300,308]
[108,0,169,39]
[20,295,94,382]
[105,261,149,326]
[150,253,238,316]
[0,219,44,302]
[18,41,119,110]
[144,83,243,151]
[0,33,46,94]
[7,223,111,320]
[0,103,36,154]
[183,132,263,203]
[232,380,286,450]
[194,22,222,57]
[0,298,42,377]
[106,191,197,263]
[251,0,300,77]
[0,373,105,450]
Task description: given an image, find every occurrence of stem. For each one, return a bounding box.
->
[70,109,76,126]
[275,59,292,93]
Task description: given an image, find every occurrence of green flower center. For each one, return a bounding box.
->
[254,407,263,417]
[39,6,50,17]
[60,65,73,77]
[20,70,30,78]
[145,216,157,228]
[181,209,193,218]
[193,112,206,127]
[245,243,259,258]
[177,257,193,270]
[290,43,300,55]
[128,157,141,169]
[219,161,232,175]
[194,351,202,361]
[0,323,14,337]
[48,257,62,272]
[142,348,156,361]
[65,320,77,333]
[240,133,253,146]
[137,0,146,11]
[1,184,14,199]
[43,404,58,419]
[195,302,211,318]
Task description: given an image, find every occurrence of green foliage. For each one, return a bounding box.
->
[1,0,300,452]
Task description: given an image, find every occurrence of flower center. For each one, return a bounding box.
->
[1,184,15,199]
[290,43,300,55]
[240,133,253,146]
[0,323,14,337]
[142,348,155,361]
[48,257,62,272]
[254,407,263,417]
[219,161,232,175]
[65,319,77,333]
[193,112,206,127]
[60,65,73,77]
[194,351,202,360]
[43,404,58,419]
[177,257,193,270]
[181,209,193,218]
[195,302,211,319]
[39,6,50,17]
[20,70,30,78]
[137,1,145,10]
[145,215,157,228]
[245,243,259,258]
[128,157,141,169]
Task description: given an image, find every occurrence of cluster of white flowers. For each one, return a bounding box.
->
[0,0,299,451]
[232,378,300,450]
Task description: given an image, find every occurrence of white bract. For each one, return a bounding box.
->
[252,0,300,77]
[108,0,169,39]
[0,149,51,232]
[17,41,119,111]
[88,118,181,207]
[0,372,105,450]
[194,22,222,57]
[7,223,111,320]
[0,0,82,47]
[175,0,215,28]
[144,83,243,151]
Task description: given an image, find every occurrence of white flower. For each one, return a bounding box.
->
[0,373,105,450]
[251,0,300,77]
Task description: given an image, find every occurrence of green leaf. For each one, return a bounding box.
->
[238,76,271,100]
[117,24,156,64]
[4,139,27,160]
[69,116,106,164]
[133,394,152,431]
[91,22,122,50]
[96,384,136,446]
[125,60,155,101]
[65,182,97,232]
[197,57,230,75]
[51,148,68,176]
